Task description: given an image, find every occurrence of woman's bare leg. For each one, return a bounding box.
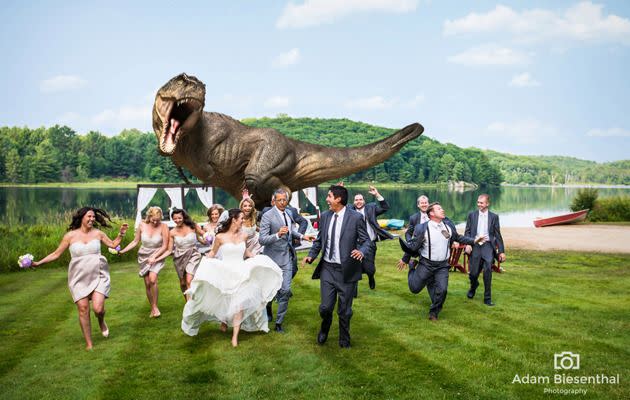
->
[91,292,108,337]
[145,273,160,316]
[232,311,243,347]
[184,273,195,301]
[179,276,188,301]
[76,297,92,350]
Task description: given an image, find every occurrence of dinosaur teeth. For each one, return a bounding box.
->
[176,98,192,107]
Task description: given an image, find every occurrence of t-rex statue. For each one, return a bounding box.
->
[152,73,424,207]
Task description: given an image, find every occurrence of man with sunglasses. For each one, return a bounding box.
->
[399,202,480,320]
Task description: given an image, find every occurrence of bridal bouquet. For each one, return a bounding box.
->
[108,245,121,255]
[203,232,214,246]
[18,254,34,268]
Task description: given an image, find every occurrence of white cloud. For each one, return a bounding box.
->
[509,72,541,87]
[264,96,290,108]
[345,96,398,110]
[444,2,630,45]
[448,44,531,66]
[40,75,87,93]
[272,48,301,67]
[586,127,630,137]
[485,119,558,144]
[276,0,417,29]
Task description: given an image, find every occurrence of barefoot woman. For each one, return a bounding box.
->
[119,206,169,318]
[33,207,128,350]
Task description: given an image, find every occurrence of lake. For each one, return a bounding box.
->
[2,185,628,227]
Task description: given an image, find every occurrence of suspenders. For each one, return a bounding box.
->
[426,224,450,261]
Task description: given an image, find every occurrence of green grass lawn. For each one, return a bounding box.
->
[1,242,628,399]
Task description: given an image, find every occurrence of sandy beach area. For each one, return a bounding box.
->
[500,224,630,253]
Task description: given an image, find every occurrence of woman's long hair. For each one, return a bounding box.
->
[171,208,197,229]
[69,207,112,231]
[239,197,257,227]
[217,208,242,234]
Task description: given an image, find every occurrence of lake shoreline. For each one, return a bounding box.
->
[500,224,630,253]
[502,183,630,189]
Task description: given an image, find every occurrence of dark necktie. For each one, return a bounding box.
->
[329,213,338,260]
[282,212,290,241]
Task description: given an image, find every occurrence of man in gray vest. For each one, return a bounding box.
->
[400,202,480,320]
[260,189,314,333]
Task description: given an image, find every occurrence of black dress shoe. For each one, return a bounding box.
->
[317,330,328,345]
[339,341,351,349]
[368,275,376,290]
[274,323,285,333]
[484,301,495,307]
[428,313,438,321]
[467,290,475,299]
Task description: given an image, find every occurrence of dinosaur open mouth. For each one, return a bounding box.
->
[160,98,202,154]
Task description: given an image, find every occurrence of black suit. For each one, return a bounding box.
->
[348,199,393,277]
[308,206,372,345]
[464,210,505,302]
[400,220,475,317]
[405,211,427,242]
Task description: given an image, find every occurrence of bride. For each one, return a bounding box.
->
[182,208,283,347]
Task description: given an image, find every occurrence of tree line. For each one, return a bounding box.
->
[0,126,181,183]
[1,117,627,185]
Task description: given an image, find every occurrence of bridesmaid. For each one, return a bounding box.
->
[152,208,205,300]
[32,207,128,350]
[119,206,169,318]
[240,197,262,255]
[203,204,225,242]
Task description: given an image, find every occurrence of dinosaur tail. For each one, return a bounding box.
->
[288,122,423,187]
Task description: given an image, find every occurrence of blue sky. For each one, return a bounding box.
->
[1,0,629,162]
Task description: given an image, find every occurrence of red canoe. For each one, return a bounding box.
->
[533,209,589,228]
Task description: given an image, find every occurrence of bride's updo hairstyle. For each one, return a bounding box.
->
[217,208,243,234]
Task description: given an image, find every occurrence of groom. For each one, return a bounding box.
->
[304,185,372,348]
[259,189,313,333]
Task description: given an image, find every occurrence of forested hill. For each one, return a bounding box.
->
[483,151,630,185]
[1,117,628,185]
[243,116,629,185]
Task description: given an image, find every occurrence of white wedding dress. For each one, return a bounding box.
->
[181,241,282,335]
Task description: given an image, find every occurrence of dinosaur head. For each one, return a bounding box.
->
[153,73,205,155]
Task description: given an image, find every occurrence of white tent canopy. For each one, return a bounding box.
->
[134,184,215,230]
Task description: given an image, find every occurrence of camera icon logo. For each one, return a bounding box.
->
[554,351,580,370]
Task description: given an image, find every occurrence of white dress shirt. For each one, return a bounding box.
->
[477,210,489,239]
[324,206,346,264]
[356,207,376,241]
[420,212,430,224]
[274,207,300,241]
[420,220,451,262]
